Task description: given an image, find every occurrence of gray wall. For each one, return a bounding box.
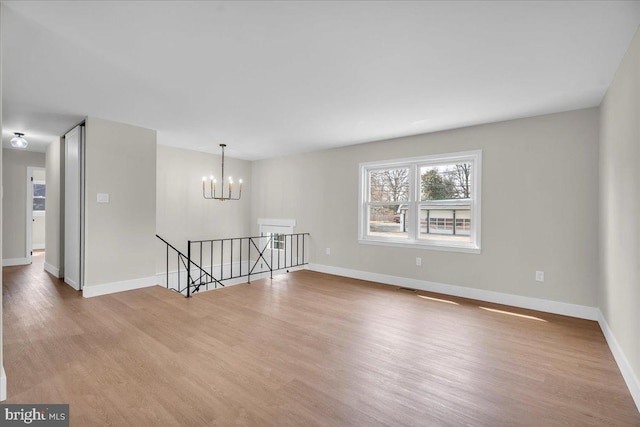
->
[156,145,252,269]
[45,137,63,274]
[251,108,600,307]
[599,28,640,391]
[2,149,46,261]
[84,117,157,287]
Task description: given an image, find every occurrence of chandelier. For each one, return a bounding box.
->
[202,144,242,201]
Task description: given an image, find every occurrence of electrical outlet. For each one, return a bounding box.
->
[535,271,545,282]
[416,257,422,266]
[325,248,331,255]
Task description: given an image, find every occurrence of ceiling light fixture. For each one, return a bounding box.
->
[202,144,242,201]
[10,132,28,149]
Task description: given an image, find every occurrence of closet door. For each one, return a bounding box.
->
[64,125,84,290]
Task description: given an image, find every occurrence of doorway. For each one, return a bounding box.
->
[27,166,46,264]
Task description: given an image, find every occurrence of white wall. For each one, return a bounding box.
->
[84,117,157,288]
[45,137,63,276]
[599,26,640,405]
[1,149,45,262]
[156,145,252,273]
[252,108,600,307]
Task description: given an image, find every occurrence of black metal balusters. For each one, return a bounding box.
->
[157,233,310,297]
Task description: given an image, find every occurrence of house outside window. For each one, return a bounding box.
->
[359,150,481,253]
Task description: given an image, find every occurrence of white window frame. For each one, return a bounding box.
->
[258,218,296,235]
[358,150,481,254]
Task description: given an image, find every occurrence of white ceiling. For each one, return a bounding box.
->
[2,1,640,159]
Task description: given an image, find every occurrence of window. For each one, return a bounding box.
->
[359,150,481,253]
[268,233,285,250]
[257,218,296,250]
[33,182,46,213]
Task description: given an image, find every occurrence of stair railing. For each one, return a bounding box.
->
[156,233,310,297]
[156,234,224,297]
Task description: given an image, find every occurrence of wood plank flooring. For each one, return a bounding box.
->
[3,252,639,425]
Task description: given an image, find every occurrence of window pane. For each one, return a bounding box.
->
[420,163,472,201]
[33,184,46,212]
[419,207,471,243]
[268,233,285,250]
[33,184,46,198]
[369,168,410,202]
[275,233,284,249]
[368,204,408,239]
[33,197,46,211]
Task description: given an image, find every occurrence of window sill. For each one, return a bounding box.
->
[358,238,481,254]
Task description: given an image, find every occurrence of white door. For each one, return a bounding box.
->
[64,125,84,290]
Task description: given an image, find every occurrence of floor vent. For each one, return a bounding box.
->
[398,287,416,292]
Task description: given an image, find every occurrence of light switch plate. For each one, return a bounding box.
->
[97,193,110,203]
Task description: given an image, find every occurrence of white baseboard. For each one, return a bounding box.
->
[0,366,6,401]
[598,311,640,412]
[2,257,29,267]
[32,243,45,250]
[83,276,158,298]
[64,277,80,291]
[307,263,599,320]
[44,262,61,278]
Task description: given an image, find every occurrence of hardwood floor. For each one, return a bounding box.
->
[3,252,639,425]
